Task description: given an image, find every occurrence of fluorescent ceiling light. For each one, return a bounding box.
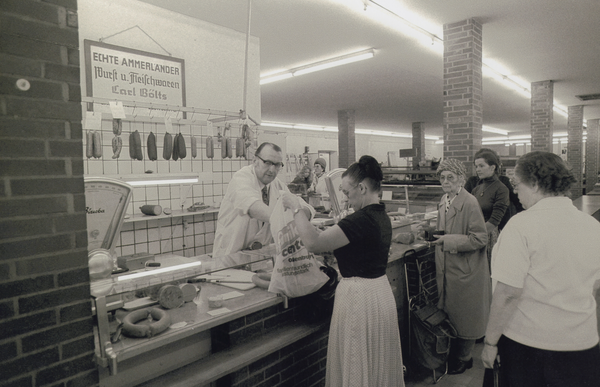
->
[292,50,374,76]
[553,105,569,118]
[339,1,571,116]
[508,135,532,140]
[260,49,374,85]
[361,0,443,53]
[260,72,294,85]
[118,261,202,281]
[482,141,508,145]
[482,126,509,135]
[261,120,439,140]
[121,173,199,186]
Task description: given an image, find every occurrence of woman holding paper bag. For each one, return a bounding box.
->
[281,155,404,387]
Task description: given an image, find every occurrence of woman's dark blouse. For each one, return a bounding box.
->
[334,203,391,278]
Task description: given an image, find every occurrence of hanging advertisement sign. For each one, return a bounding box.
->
[84,40,186,106]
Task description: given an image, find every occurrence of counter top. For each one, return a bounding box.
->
[573,194,600,220]
[101,237,430,363]
[111,281,282,362]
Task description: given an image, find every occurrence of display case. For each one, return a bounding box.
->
[84,176,291,386]
[381,166,440,185]
[379,182,441,215]
[91,248,282,386]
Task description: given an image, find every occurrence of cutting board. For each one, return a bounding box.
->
[196,269,256,290]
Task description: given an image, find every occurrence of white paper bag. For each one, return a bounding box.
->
[268,197,329,298]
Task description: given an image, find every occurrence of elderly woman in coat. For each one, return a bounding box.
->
[432,158,491,374]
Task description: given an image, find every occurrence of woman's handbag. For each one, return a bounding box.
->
[268,196,329,298]
[482,356,506,387]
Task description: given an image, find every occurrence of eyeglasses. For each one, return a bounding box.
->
[509,177,521,188]
[256,154,284,169]
[339,182,360,197]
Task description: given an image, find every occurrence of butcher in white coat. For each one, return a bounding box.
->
[213,142,314,262]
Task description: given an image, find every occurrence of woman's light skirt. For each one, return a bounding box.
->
[325,275,405,387]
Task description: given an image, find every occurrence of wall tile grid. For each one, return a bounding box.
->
[84,118,252,257]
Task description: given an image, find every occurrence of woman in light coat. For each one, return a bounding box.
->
[432,158,491,374]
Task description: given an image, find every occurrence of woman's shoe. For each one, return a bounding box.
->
[448,358,473,375]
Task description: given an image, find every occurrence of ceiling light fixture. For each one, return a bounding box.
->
[120,173,199,186]
[365,0,443,45]
[261,120,439,140]
[349,1,573,118]
[260,49,375,85]
[482,126,509,135]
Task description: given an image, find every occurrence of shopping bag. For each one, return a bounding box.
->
[410,302,458,370]
[268,196,329,298]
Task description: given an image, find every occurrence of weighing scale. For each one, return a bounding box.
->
[324,168,348,220]
[84,177,133,279]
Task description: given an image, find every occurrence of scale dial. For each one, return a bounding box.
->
[84,177,133,253]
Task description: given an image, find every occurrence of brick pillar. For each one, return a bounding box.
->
[338,109,356,168]
[412,122,426,169]
[0,1,97,386]
[508,144,517,156]
[530,80,554,152]
[443,19,483,176]
[567,105,584,199]
[586,119,600,193]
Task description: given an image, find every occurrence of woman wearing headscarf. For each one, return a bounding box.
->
[433,158,491,374]
[310,157,329,196]
[482,151,600,387]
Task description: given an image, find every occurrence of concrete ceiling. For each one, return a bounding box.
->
[139,0,600,140]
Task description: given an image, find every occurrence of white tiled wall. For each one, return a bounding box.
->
[85,115,252,258]
[115,212,218,258]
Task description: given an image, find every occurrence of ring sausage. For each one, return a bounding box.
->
[121,307,171,338]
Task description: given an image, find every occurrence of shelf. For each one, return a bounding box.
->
[123,207,219,223]
[137,321,328,387]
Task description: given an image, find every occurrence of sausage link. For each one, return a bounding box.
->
[191,136,197,158]
[163,132,173,160]
[206,136,214,159]
[92,131,102,158]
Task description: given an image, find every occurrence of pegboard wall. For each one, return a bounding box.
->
[83,98,256,257]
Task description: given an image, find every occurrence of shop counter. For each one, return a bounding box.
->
[573,194,600,221]
[93,240,433,386]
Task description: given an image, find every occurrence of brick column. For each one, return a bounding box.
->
[508,144,517,156]
[586,119,600,193]
[338,109,356,168]
[567,105,584,199]
[412,122,426,169]
[0,0,97,385]
[530,80,554,152]
[443,19,483,176]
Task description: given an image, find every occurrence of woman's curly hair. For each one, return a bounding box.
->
[515,151,577,195]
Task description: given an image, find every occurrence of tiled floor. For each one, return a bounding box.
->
[405,342,485,387]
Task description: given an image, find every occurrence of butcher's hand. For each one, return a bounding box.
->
[281,192,301,212]
[481,343,498,369]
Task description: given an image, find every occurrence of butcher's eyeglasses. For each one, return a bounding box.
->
[256,154,284,169]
